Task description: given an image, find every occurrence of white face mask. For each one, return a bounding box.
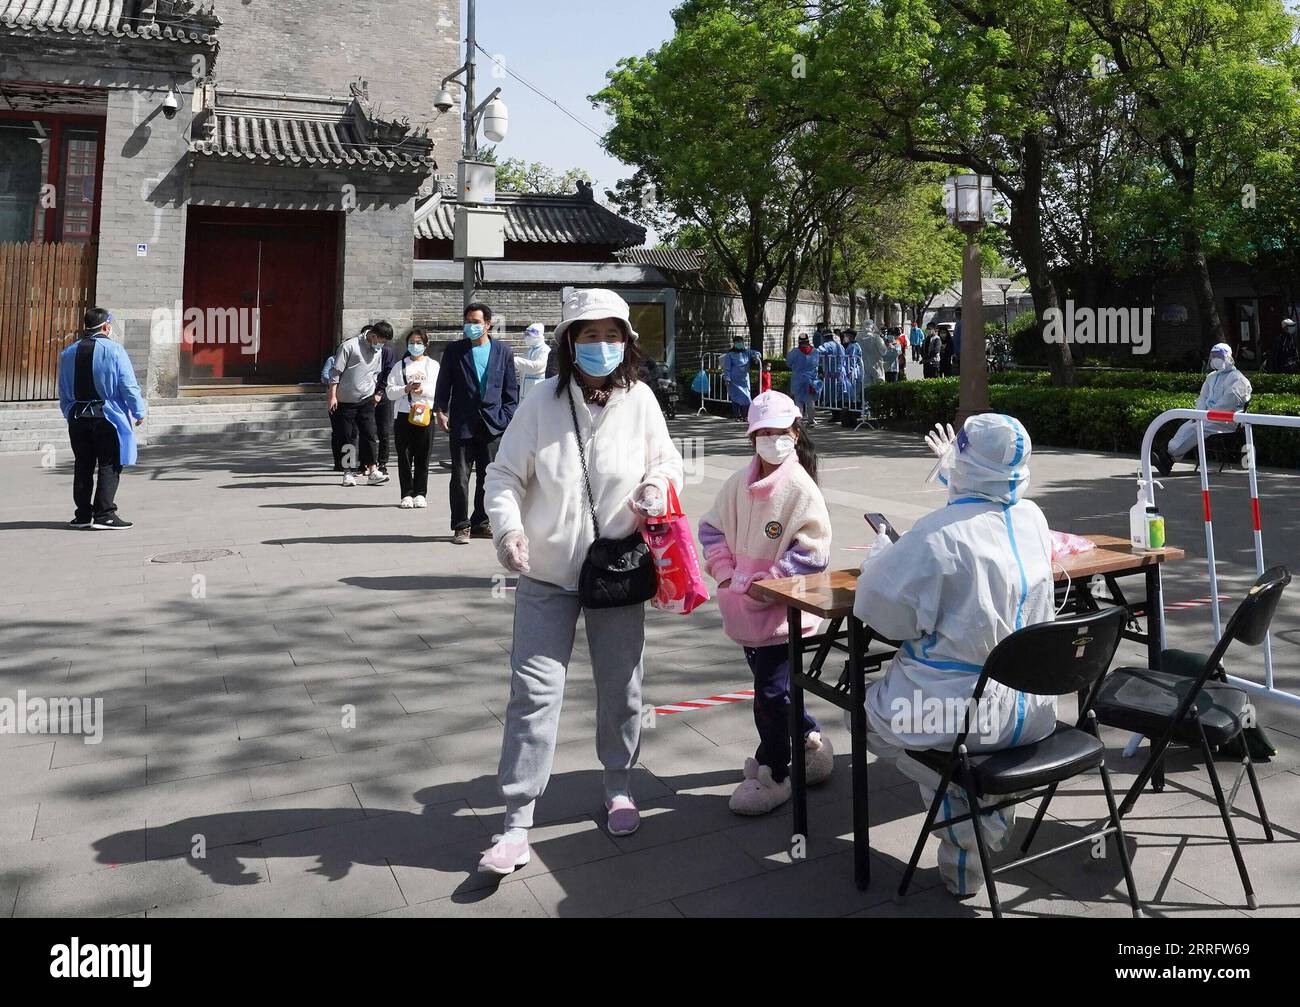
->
[756,434,797,465]
[1210,356,1227,371]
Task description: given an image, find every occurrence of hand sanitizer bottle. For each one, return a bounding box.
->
[1130,480,1151,550]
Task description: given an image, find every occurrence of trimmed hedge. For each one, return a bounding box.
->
[866,377,1300,468]
[988,368,1300,395]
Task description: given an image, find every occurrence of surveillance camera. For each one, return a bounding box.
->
[161,89,181,120]
[434,88,455,114]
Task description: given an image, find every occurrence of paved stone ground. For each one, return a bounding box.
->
[1,411,1298,918]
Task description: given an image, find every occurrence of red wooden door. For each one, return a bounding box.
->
[253,225,336,383]
[183,209,337,384]
[185,223,258,381]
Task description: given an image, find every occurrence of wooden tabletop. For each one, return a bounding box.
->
[748,532,1184,619]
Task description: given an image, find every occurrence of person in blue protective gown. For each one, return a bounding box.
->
[842,331,863,404]
[852,413,1057,897]
[816,331,845,406]
[57,307,148,529]
[722,337,764,421]
[785,333,822,427]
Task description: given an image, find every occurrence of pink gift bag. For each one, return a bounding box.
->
[643,485,710,615]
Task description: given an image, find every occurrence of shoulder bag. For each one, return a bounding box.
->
[567,385,656,609]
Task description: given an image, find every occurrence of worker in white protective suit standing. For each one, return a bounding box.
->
[1152,342,1252,475]
[853,413,1058,897]
[858,323,887,388]
[514,323,552,401]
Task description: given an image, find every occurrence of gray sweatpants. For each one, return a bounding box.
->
[498,575,646,830]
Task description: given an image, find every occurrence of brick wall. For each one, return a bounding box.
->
[211,0,462,181]
[96,86,194,399]
[341,198,419,341]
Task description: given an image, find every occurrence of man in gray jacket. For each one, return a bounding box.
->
[327,322,393,486]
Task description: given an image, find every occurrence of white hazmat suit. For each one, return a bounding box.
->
[1166,343,1252,459]
[858,325,887,387]
[853,413,1057,895]
[514,323,551,401]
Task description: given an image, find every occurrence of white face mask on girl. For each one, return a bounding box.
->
[755,434,797,465]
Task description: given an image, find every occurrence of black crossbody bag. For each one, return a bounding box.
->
[567,385,656,609]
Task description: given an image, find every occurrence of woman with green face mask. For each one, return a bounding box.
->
[385,327,440,508]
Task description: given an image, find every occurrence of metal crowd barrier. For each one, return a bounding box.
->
[696,352,734,413]
[1138,407,1300,709]
[696,347,877,427]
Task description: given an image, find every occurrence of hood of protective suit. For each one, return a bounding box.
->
[947,413,1032,505]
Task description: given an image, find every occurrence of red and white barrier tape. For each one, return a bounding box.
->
[1163,594,1231,613]
[654,689,755,716]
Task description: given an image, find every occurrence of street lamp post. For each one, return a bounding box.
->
[996,278,1014,373]
[437,0,509,308]
[944,173,994,424]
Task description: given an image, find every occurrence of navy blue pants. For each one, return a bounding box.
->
[745,642,819,783]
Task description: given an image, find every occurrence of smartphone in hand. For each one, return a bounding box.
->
[864,512,899,543]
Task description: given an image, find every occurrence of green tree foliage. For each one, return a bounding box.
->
[1071,0,1300,349]
[594,0,878,345]
[476,146,595,194]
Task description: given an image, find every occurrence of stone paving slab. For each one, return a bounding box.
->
[3,416,1300,916]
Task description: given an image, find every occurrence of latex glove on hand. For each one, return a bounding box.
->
[924,422,957,458]
[496,530,531,574]
[861,532,893,569]
[629,481,667,519]
[923,421,959,488]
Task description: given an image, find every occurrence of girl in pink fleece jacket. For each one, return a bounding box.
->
[698,391,835,815]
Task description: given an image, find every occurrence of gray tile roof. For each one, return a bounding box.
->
[0,0,218,44]
[191,95,435,174]
[616,247,706,273]
[415,191,646,248]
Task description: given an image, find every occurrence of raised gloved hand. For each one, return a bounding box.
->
[629,481,667,519]
[496,530,531,573]
[924,422,957,458]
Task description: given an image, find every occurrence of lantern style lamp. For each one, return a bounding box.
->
[944,172,995,422]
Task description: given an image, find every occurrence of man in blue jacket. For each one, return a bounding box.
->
[434,302,518,544]
[57,307,148,529]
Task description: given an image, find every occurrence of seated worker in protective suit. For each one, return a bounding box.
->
[853,413,1057,897]
[1151,342,1252,475]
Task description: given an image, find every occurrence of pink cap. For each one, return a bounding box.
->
[746,390,801,434]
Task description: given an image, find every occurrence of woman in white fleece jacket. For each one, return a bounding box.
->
[699,390,834,816]
[476,289,683,876]
[384,327,439,509]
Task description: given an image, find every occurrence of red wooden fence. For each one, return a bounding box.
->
[0,241,97,401]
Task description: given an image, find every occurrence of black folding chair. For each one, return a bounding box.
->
[896,607,1139,918]
[1087,566,1289,909]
